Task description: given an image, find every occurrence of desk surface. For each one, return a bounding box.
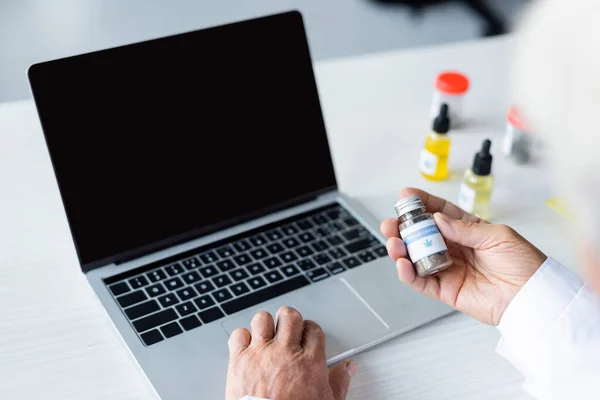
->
[1,35,571,399]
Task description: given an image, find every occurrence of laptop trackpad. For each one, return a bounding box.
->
[221,278,389,360]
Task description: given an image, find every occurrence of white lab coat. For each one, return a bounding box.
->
[496,258,600,399]
[242,258,600,400]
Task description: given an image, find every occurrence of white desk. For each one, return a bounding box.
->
[0,35,575,399]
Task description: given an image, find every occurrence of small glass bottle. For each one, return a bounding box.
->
[457,139,494,220]
[394,195,453,277]
[419,103,451,181]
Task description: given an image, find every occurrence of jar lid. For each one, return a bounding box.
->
[394,194,425,217]
[435,71,470,95]
[507,106,529,130]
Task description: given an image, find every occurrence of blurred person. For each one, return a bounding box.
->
[225,0,600,399]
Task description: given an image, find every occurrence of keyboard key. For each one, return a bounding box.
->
[147,269,167,282]
[175,301,198,317]
[146,284,166,298]
[158,293,180,307]
[314,253,332,265]
[194,281,215,294]
[327,262,346,275]
[182,257,201,270]
[109,282,130,296]
[165,263,184,276]
[297,219,314,230]
[327,235,344,246]
[133,308,178,333]
[329,221,346,232]
[125,300,160,320]
[298,259,317,271]
[141,329,163,346]
[199,266,219,278]
[315,227,330,237]
[280,251,297,263]
[296,245,314,257]
[194,295,216,310]
[326,209,344,220]
[221,276,310,315]
[344,217,359,227]
[180,315,202,331]
[182,271,202,284]
[213,288,234,303]
[283,238,300,248]
[176,287,197,301]
[263,257,282,270]
[233,253,252,266]
[312,240,329,252]
[249,235,267,247]
[216,246,235,258]
[307,267,330,282]
[343,228,364,241]
[266,243,285,254]
[358,251,376,263]
[265,270,284,283]
[329,247,347,259]
[265,229,283,241]
[247,263,266,275]
[230,282,251,296]
[216,259,236,272]
[160,322,183,338]
[344,238,372,254]
[282,264,300,277]
[128,276,149,289]
[198,307,225,324]
[312,214,328,225]
[250,248,268,259]
[298,232,315,243]
[199,251,218,264]
[281,225,298,236]
[164,277,184,290]
[230,268,249,281]
[372,245,388,257]
[342,256,362,269]
[213,274,232,288]
[233,240,252,252]
[247,276,267,290]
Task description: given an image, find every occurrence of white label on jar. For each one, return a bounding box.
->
[400,219,448,263]
[457,183,476,213]
[419,149,438,176]
[503,122,515,156]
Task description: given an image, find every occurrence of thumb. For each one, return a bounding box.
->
[329,361,357,400]
[433,212,506,249]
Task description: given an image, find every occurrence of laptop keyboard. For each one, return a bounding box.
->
[104,204,388,346]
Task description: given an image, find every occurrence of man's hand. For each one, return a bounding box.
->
[381,188,547,325]
[226,306,357,400]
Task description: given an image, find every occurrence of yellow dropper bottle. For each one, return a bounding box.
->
[457,139,494,220]
[419,103,451,181]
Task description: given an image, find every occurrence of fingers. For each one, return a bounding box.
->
[228,328,251,360]
[301,320,326,359]
[275,306,304,346]
[433,213,503,250]
[399,188,482,223]
[329,361,357,400]
[250,312,275,345]
[380,218,400,238]
[396,258,441,300]
[386,237,407,261]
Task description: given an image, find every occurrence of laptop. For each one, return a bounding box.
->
[28,10,451,399]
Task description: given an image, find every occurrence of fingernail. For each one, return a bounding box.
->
[434,212,449,224]
[347,361,358,377]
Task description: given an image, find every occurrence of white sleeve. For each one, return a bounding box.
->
[496,258,600,399]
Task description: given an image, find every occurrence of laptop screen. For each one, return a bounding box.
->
[28,11,337,270]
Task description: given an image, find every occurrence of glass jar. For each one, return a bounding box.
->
[394,195,453,277]
[430,71,470,128]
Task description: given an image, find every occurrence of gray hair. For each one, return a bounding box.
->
[513,0,600,250]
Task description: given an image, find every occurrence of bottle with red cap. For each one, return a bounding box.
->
[430,71,470,127]
[503,105,535,164]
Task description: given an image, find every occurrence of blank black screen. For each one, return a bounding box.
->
[28,11,336,269]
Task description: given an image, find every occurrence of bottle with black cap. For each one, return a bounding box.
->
[457,139,494,220]
[419,103,452,181]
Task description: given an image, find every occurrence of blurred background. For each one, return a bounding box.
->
[1,0,526,103]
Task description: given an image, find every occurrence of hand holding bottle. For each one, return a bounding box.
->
[381,188,547,325]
